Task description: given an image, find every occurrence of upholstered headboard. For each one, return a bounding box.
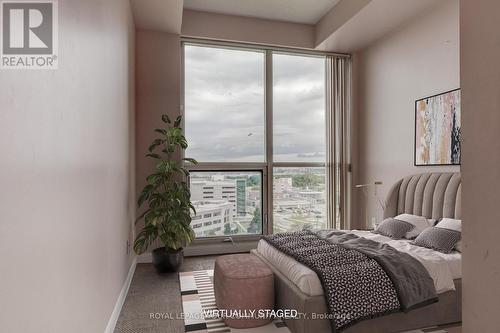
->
[383,173,461,220]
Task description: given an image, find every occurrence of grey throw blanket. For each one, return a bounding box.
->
[263,230,438,332]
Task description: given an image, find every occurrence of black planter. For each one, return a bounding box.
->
[152,247,184,273]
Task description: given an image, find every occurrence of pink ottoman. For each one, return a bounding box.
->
[214,253,274,328]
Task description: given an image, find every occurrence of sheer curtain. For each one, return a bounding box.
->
[326,56,351,229]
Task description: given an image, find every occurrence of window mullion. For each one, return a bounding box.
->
[265,50,273,235]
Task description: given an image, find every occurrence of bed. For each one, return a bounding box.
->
[252,172,462,333]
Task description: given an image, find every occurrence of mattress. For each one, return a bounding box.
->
[256,230,461,296]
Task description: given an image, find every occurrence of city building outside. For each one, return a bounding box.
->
[189,169,326,238]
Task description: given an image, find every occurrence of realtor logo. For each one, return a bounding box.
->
[1,0,58,69]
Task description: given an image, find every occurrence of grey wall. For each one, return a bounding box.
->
[461,0,500,330]
[0,0,135,332]
[351,0,460,228]
[135,30,181,252]
[182,9,315,49]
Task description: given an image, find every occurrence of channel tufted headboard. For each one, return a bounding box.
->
[383,173,461,220]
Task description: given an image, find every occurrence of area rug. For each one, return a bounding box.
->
[179,270,289,333]
[179,270,460,333]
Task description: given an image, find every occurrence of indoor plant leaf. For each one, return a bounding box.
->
[134,114,198,271]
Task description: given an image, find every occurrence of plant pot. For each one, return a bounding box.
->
[152,247,184,273]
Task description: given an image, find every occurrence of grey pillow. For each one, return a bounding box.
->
[373,218,415,239]
[412,227,461,254]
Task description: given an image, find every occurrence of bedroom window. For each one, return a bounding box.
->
[189,170,263,238]
[272,53,326,163]
[183,40,350,241]
[273,167,326,232]
[184,45,265,162]
[272,53,327,232]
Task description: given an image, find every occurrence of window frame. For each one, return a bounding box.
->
[181,39,345,247]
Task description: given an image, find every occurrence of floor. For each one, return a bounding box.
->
[114,255,461,333]
[114,256,217,333]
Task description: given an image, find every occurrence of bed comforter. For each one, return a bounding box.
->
[263,230,438,332]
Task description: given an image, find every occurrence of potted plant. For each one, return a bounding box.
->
[134,114,197,273]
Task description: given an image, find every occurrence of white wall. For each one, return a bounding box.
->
[461,0,500,330]
[0,0,135,332]
[352,0,460,228]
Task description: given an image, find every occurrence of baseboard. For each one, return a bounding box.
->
[137,242,257,262]
[104,257,137,333]
[184,241,257,256]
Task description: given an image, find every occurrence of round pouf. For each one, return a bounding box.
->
[214,253,274,328]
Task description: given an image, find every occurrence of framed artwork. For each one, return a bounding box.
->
[414,88,461,166]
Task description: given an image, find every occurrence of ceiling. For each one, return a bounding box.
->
[130,0,183,33]
[183,0,341,24]
[317,0,444,52]
[130,0,447,53]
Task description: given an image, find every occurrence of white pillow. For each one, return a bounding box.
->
[436,218,461,231]
[394,213,430,239]
[436,218,462,252]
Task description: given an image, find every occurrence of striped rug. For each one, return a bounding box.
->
[179,270,289,333]
[179,270,460,333]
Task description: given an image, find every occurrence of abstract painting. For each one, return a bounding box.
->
[415,89,461,166]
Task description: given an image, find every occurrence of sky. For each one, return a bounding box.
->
[184,44,325,163]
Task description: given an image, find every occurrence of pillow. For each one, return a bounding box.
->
[436,218,462,252]
[428,218,438,226]
[394,214,431,239]
[436,218,461,231]
[373,218,415,239]
[412,227,461,254]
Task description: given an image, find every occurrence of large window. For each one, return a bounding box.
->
[183,42,328,239]
[184,45,265,162]
[272,53,326,232]
[273,167,326,233]
[273,53,325,162]
[189,171,262,238]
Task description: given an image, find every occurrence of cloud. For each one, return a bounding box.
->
[184,45,325,163]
